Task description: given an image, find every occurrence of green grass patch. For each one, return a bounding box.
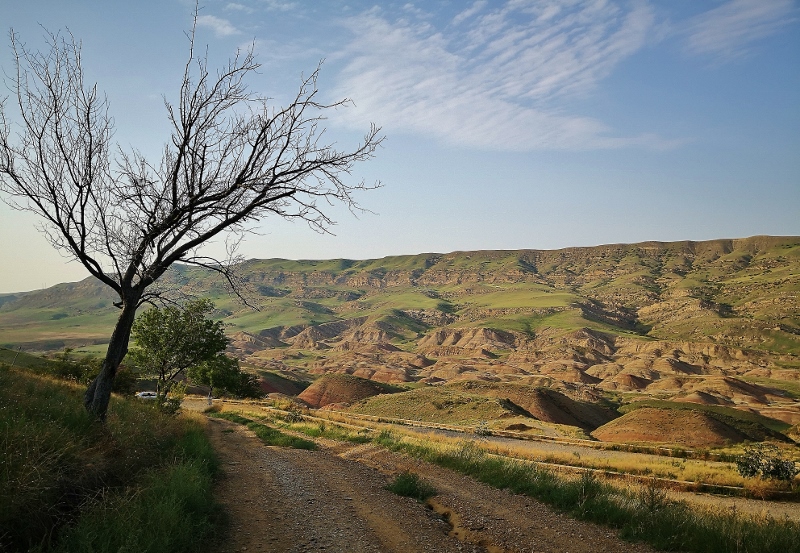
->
[208,411,253,425]
[54,439,221,553]
[385,471,437,501]
[0,364,220,553]
[208,411,316,450]
[350,387,514,424]
[0,346,56,369]
[288,420,372,444]
[246,422,316,449]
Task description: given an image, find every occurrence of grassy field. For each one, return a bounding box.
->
[349,386,517,424]
[0,365,221,553]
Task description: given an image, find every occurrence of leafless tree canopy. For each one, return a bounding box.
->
[0,25,382,418]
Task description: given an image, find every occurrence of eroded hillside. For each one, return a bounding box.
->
[2,236,799,440]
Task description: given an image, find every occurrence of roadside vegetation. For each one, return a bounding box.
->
[321,404,799,492]
[208,410,316,450]
[0,364,221,553]
[398,427,793,546]
[375,431,800,553]
[385,471,437,502]
[216,402,800,553]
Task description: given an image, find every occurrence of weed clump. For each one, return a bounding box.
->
[208,411,316,450]
[386,472,437,501]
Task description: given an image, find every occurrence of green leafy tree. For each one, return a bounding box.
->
[129,300,228,401]
[187,354,260,399]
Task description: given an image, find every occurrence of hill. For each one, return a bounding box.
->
[297,373,398,408]
[2,235,799,444]
[590,406,789,447]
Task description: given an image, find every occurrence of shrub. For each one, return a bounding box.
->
[158,382,187,415]
[736,443,799,481]
[385,472,437,501]
[474,420,492,437]
[283,408,305,423]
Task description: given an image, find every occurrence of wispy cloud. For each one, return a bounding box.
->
[261,0,297,12]
[685,0,797,59]
[453,1,488,26]
[196,14,241,37]
[331,1,664,151]
[225,3,254,14]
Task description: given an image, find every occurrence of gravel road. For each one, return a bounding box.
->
[205,417,656,553]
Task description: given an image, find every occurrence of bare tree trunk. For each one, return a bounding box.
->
[84,295,140,420]
[3,28,382,422]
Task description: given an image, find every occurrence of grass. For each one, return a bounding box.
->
[385,471,437,501]
[53,442,219,553]
[0,364,221,553]
[0,346,55,369]
[292,420,373,444]
[372,431,800,553]
[208,411,316,449]
[349,387,516,424]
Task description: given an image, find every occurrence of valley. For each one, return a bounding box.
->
[2,235,799,450]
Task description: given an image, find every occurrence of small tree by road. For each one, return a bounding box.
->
[129,299,228,403]
[187,353,260,400]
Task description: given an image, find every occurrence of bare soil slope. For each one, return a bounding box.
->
[591,407,749,447]
[297,373,394,408]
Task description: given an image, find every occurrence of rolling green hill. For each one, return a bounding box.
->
[2,235,797,355]
[3,235,798,443]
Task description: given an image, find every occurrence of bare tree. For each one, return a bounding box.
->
[0,26,382,419]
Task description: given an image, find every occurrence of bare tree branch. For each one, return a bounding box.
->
[0,19,383,419]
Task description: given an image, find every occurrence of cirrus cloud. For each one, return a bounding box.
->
[331,1,666,151]
[196,14,241,37]
[684,0,797,60]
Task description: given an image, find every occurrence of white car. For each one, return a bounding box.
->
[135,391,158,399]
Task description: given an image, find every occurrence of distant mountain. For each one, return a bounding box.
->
[3,235,797,351]
[2,235,799,432]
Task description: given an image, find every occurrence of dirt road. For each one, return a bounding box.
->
[205,417,655,553]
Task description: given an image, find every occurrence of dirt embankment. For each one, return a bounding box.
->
[205,416,655,553]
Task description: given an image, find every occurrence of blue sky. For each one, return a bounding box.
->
[0,0,798,292]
